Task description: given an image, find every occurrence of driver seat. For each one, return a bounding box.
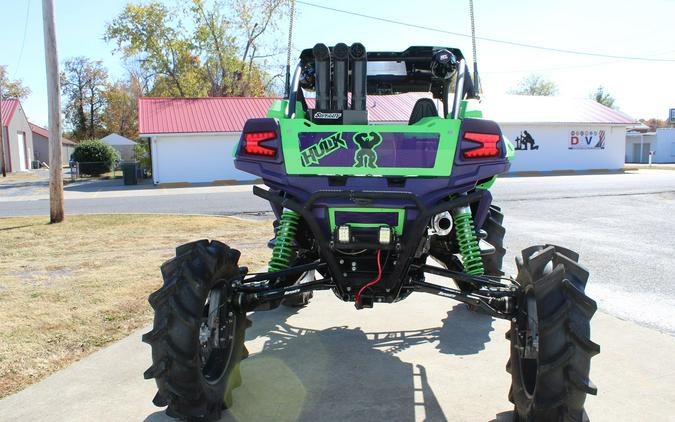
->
[408,98,439,125]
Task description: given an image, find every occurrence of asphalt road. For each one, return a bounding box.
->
[2,170,675,334]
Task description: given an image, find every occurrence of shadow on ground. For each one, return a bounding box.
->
[145,304,507,422]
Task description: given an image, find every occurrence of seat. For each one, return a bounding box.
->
[408,98,439,125]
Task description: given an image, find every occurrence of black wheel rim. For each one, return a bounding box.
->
[517,288,539,397]
[199,288,236,384]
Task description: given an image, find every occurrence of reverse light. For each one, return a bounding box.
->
[463,132,501,159]
[337,225,351,243]
[244,131,277,156]
[378,227,392,245]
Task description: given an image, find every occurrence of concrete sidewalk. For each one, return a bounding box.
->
[1,286,673,422]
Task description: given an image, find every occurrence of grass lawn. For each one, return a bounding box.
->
[0,214,272,398]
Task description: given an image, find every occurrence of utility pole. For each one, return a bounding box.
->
[42,0,64,223]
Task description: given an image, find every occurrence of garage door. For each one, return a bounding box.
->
[153,135,255,184]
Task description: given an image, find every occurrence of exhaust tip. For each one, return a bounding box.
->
[313,43,331,61]
[333,43,349,61]
[349,42,366,60]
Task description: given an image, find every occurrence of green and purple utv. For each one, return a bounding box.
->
[144,43,599,421]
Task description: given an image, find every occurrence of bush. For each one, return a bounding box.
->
[134,141,151,174]
[73,140,120,176]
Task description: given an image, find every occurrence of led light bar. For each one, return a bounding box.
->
[337,225,351,243]
[378,227,392,245]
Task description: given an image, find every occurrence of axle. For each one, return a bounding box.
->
[231,262,517,318]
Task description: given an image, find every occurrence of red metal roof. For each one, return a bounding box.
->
[1,99,20,127]
[28,122,76,145]
[479,95,636,125]
[138,94,635,135]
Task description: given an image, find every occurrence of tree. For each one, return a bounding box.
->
[104,0,285,98]
[60,57,108,140]
[639,118,668,131]
[509,74,558,96]
[101,78,141,139]
[0,65,31,100]
[591,86,616,109]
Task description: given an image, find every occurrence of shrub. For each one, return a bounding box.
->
[72,140,120,176]
[134,141,151,174]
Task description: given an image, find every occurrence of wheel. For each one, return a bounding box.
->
[281,270,315,307]
[506,245,599,421]
[143,240,250,421]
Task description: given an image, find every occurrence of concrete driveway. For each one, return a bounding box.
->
[1,285,673,422]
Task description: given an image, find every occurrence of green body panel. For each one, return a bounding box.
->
[328,207,406,235]
[279,117,462,176]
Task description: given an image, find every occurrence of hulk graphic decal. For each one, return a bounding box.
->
[353,131,383,168]
[300,132,348,166]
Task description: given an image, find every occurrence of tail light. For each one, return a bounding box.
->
[243,131,277,157]
[463,132,501,159]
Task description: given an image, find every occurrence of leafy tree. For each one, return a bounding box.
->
[639,118,668,131]
[102,76,142,139]
[60,57,109,140]
[509,74,558,96]
[0,65,31,100]
[591,86,616,109]
[104,0,285,98]
[72,139,120,176]
[105,2,205,97]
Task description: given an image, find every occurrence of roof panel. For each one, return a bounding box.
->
[1,99,20,127]
[138,94,636,135]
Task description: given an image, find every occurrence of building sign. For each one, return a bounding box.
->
[569,129,605,150]
[514,130,539,150]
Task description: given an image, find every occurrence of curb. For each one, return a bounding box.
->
[157,178,263,188]
[507,168,623,177]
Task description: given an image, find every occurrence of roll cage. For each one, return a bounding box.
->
[286,45,478,121]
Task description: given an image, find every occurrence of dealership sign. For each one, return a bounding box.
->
[569,129,605,150]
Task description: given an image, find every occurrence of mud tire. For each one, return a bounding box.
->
[506,245,599,421]
[143,240,250,421]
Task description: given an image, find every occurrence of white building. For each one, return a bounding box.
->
[480,95,634,172]
[138,95,635,185]
[100,133,136,161]
[626,128,675,164]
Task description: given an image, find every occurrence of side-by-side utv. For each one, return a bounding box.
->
[143,43,599,421]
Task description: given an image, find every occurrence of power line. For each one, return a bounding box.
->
[13,0,32,78]
[296,0,675,63]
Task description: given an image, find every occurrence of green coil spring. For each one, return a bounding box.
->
[268,210,301,272]
[453,211,485,276]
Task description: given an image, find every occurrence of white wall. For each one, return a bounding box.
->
[654,128,675,163]
[625,133,657,163]
[500,124,626,172]
[151,133,255,184]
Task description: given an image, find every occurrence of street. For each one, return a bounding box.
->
[2,170,674,334]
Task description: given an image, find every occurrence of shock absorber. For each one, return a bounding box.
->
[452,205,485,276]
[268,209,300,272]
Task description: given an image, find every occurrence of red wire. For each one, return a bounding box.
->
[356,249,383,306]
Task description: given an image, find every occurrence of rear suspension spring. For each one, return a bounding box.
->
[269,209,300,272]
[453,206,484,276]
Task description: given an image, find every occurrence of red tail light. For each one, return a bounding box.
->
[244,131,277,156]
[463,132,501,159]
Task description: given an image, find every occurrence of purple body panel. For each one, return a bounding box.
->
[298,132,439,168]
[234,117,510,238]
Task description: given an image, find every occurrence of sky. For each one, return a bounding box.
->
[1,0,674,127]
